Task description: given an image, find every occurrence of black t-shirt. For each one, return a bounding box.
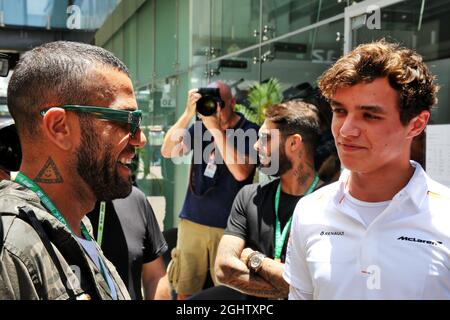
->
[87,186,168,300]
[225,179,303,262]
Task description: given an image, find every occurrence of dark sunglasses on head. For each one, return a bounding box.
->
[40,105,143,138]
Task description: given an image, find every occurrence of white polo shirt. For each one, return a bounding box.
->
[283,161,450,299]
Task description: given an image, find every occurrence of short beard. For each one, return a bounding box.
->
[259,138,292,177]
[76,119,132,201]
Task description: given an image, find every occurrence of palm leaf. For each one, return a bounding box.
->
[239,78,282,125]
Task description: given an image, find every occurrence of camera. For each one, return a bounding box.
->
[0,121,21,172]
[196,88,225,116]
[0,52,19,77]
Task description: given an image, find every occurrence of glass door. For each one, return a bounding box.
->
[345,0,450,122]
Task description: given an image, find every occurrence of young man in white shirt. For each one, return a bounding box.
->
[283,40,450,300]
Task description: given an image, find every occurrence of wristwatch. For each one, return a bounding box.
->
[247,251,266,273]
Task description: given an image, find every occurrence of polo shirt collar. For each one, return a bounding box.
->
[393,160,428,210]
[334,160,429,217]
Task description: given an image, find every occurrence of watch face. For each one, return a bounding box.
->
[250,255,263,268]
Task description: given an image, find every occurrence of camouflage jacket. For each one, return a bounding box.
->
[0,180,131,300]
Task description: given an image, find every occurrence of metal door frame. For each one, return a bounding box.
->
[344,0,406,53]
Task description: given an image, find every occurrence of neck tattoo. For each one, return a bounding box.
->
[34,157,64,184]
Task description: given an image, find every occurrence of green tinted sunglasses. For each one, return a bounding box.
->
[40,105,143,138]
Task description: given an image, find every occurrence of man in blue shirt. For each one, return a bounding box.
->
[161,81,259,299]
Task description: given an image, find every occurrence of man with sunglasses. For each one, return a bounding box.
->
[0,41,146,300]
[214,101,324,299]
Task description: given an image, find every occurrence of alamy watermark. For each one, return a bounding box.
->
[366,5,381,30]
[67,264,81,291]
[168,121,281,176]
[66,5,81,30]
[362,264,381,290]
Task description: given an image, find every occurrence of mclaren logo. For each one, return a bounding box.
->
[397,236,443,246]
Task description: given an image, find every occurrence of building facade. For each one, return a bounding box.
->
[95,0,450,229]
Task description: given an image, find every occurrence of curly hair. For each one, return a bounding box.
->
[318,40,439,125]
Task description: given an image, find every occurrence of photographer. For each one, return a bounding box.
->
[161,81,259,299]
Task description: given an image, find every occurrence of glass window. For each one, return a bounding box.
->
[135,80,178,230]
[262,0,347,38]
[155,0,177,78]
[0,0,120,30]
[350,0,450,124]
[193,0,261,65]
[261,19,344,95]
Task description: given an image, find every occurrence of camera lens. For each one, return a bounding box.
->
[196,88,222,116]
[197,97,217,116]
